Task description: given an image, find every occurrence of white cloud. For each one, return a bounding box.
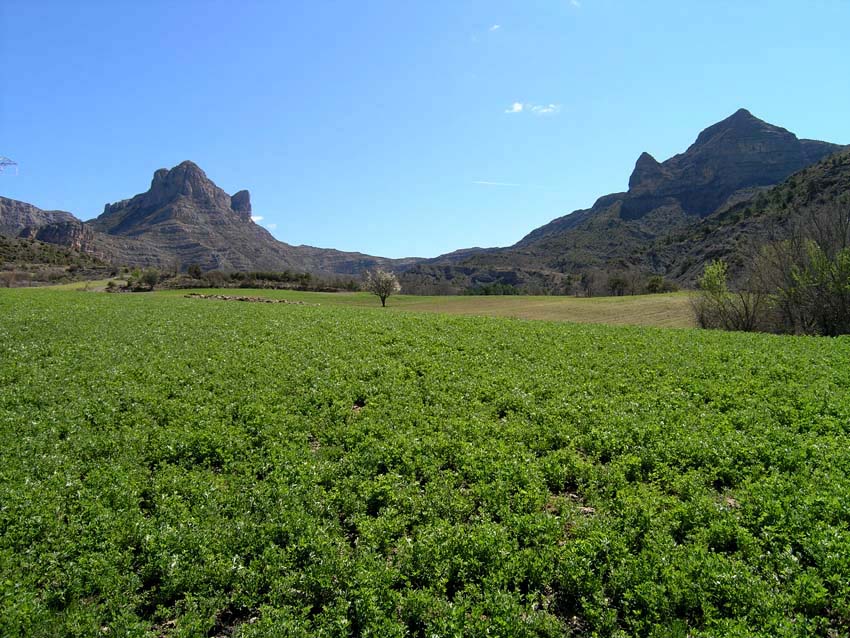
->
[531,104,562,115]
[251,215,263,222]
[505,102,561,116]
[489,24,501,32]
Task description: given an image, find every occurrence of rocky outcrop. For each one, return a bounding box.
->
[0,196,77,237]
[20,220,96,252]
[17,219,159,265]
[628,152,667,190]
[230,190,252,221]
[646,148,850,286]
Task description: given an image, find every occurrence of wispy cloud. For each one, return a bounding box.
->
[489,24,501,32]
[531,104,562,115]
[251,215,264,222]
[505,102,561,116]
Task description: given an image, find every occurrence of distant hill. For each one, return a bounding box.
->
[0,196,77,237]
[3,161,422,275]
[403,109,845,293]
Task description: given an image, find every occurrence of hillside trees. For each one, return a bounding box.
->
[693,197,850,335]
[757,197,850,335]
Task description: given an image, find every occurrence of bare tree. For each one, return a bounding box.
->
[756,196,850,335]
[363,268,401,307]
[691,260,769,332]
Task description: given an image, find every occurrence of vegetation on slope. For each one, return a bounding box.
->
[685,151,850,335]
[1,290,848,636]
[650,149,850,286]
[0,235,113,286]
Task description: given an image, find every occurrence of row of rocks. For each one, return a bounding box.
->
[185,293,314,305]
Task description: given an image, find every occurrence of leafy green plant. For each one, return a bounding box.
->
[0,288,848,636]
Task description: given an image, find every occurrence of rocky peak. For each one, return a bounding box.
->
[151,168,169,187]
[618,109,843,218]
[94,161,255,236]
[142,160,230,210]
[692,107,792,149]
[230,190,252,221]
[628,152,665,190]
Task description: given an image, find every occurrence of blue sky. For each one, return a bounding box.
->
[2,1,849,258]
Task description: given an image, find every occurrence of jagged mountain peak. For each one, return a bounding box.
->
[230,190,252,220]
[617,109,842,219]
[5,158,421,275]
[152,160,206,182]
[149,161,210,195]
[89,160,259,241]
[629,110,794,195]
[628,152,664,189]
[140,160,230,211]
[692,108,791,149]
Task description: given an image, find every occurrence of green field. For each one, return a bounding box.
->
[1,289,849,637]
[52,282,695,328]
[165,288,695,328]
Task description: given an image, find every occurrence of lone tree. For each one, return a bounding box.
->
[364,268,401,307]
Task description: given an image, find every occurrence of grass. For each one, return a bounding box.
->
[161,288,696,328]
[36,278,123,292]
[1,288,848,636]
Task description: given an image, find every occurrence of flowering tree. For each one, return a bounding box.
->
[363,268,401,307]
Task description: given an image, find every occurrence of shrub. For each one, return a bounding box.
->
[691,260,769,332]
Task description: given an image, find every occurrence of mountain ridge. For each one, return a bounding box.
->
[400,109,845,292]
[2,109,845,289]
[3,162,423,275]
[0,196,78,238]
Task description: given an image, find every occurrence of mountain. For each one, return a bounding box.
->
[85,160,305,271]
[4,110,844,289]
[5,161,422,275]
[402,109,844,293]
[618,108,838,221]
[645,147,850,285]
[0,197,77,237]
